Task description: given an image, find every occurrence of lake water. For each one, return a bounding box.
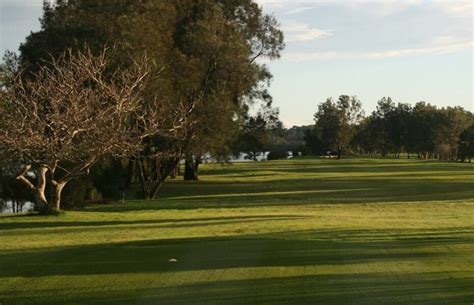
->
[203,151,293,163]
[1,200,34,214]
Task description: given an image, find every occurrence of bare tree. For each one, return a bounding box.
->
[0,48,173,213]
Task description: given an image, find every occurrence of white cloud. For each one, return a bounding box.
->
[344,0,423,16]
[257,0,423,16]
[258,0,473,61]
[258,0,473,17]
[283,40,473,61]
[285,6,318,15]
[283,21,332,43]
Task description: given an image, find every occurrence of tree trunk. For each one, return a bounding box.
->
[16,165,51,213]
[184,157,198,181]
[123,160,134,189]
[34,166,49,213]
[150,158,180,199]
[136,158,151,200]
[150,180,165,199]
[136,156,181,199]
[194,157,200,179]
[170,163,179,179]
[50,182,67,212]
[17,201,24,213]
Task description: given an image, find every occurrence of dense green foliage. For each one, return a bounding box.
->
[361,100,473,160]
[234,105,284,161]
[304,96,474,160]
[458,125,474,162]
[1,158,473,304]
[305,95,363,158]
[267,150,289,160]
[1,0,285,209]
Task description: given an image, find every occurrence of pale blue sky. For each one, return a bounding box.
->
[1,0,473,126]
[258,0,473,126]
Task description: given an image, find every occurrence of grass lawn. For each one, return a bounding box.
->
[0,158,473,305]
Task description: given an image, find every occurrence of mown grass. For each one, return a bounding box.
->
[0,158,473,305]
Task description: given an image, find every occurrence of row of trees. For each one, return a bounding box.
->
[0,0,285,213]
[304,96,474,161]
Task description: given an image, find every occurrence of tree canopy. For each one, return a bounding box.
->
[0,0,285,208]
[0,48,168,212]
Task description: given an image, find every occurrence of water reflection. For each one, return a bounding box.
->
[0,200,34,214]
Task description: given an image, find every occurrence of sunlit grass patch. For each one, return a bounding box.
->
[1,158,473,305]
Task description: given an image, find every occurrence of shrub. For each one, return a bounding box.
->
[267,150,289,160]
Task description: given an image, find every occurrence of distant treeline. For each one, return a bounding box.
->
[288,96,474,162]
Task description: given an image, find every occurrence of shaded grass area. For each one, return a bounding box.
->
[0,158,473,304]
[88,158,474,211]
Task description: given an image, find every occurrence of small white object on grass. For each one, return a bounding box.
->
[169,258,178,263]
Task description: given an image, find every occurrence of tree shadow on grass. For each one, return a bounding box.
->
[1,229,472,278]
[1,229,473,305]
[17,273,472,305]
[80,177,474,212]
[0,215,308,231]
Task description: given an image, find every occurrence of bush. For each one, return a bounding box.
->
[61,177,95,210]
[267,150,289,160]
[293,145,309,157]
[91,158,132,200]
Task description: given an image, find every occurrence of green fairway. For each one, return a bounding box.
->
[0,158,473,305]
